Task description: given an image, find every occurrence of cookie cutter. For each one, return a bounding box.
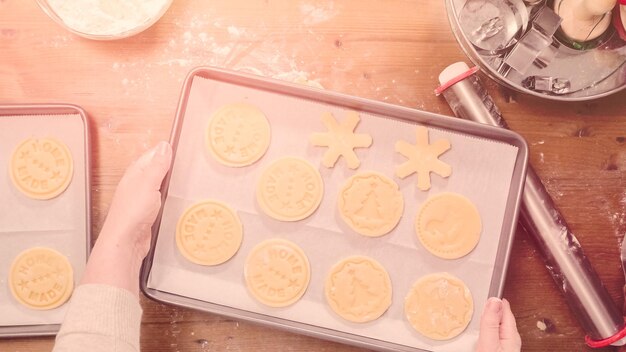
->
[446,0,626,101]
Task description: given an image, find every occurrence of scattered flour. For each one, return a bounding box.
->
[536,320,547,331]
[227,26,245,38]
[46,0,171,37]
[45,34,74,48]
[160,59,192,67]
[299,2,338,25]
[273,70,324,89]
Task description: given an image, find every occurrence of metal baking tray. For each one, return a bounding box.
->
[0,104,92,337]
[140,67,528,352]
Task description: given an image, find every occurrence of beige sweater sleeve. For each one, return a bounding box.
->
[52,284,143,352]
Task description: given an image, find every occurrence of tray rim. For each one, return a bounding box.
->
[140,66,529,352]
[0,103,93,338]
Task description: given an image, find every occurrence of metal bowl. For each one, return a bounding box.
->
[446,0,626,101]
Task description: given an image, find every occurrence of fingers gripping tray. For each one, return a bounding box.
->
[141,67,528,352]
[0,104,91,337]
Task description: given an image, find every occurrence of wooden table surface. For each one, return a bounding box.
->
[1,1,625,351]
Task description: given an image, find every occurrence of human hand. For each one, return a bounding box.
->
[81,141,172,296]
[101,141,173,258]
[476,297,522,352]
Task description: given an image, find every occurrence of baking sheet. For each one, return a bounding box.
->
[0,113,88,329]
[147,75,520,351]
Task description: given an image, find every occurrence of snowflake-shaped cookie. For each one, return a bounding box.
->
[395,126,451,191]
[310,111,372,169]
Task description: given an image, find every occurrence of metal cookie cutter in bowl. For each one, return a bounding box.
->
[446,0,626,101]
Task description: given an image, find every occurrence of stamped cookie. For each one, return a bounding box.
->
[9,137,73,200]
[395,126,451,191]
[338,171,404,237]
[244,239,311,307]
[309,111,372,169]
[256,157,324,221]
[9,247,74,310]
[325,256,392,323]
[404,272,473,340]
[416,192,481,259]
[206,103,271,167]
[176,200,243,266]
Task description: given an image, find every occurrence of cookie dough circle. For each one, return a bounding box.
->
[256,157,324,221]
[206,103,271,167]
[9,137,74,200]
[415,192,482,259]
[176,200,243,266]
[325,256,392,323]
[244,239,311,307]
[338,171,404,237]
[404,272,473,340]
[9,247,74,310]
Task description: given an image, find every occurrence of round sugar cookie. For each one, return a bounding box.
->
[9,137,73,200]
[404,272,473,340]
[9,247,74,310]
[206,102,271,167]
[244,239,311,307]
[415,192,482,259]
[176,200,243,266]
[256,157,323,221]
[338,171,404,237]
[325,256,392,323]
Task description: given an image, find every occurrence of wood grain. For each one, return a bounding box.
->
[1,0,625,351]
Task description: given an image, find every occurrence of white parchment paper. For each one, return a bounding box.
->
[0,114,87,327]
[148,76,520,351]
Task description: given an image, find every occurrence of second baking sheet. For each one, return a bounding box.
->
[147,73,520,351]
[0,111,89,332]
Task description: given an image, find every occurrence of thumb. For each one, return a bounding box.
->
[107,141,172,232]
[476,297,504,352]
[123,141,172,191]
[500,299,522,351]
